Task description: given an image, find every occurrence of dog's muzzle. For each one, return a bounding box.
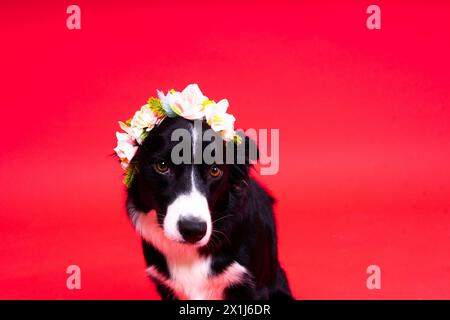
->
[177,216,207,243]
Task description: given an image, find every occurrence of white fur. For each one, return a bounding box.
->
[136,211,247,300]
[146,261,247,300]
[162,122,212,246]
[132,122,247,300]
[163,173,212,246]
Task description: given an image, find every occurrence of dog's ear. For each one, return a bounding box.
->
[125,151,156,215]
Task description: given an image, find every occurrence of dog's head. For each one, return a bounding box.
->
[126,117,257,247]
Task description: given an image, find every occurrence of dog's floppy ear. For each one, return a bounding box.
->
[125,150,156,215]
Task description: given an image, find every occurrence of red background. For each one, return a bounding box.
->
[1,1,450,299]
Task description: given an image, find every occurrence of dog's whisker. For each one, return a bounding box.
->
[209,233,219,250]
[212,214,233,224]
[212,229,231,246]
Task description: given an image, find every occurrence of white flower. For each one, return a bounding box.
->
[204,99,236,141]
[220,127,236,142]
[205,98,229,119]
[159,84,209,120]
[118,121,143,145]
[114,132,138,170]
[209,112,236,132]
[118,105,159,145]
[114,84,240,173]
[130,105,158,130]
[180,84,209,108]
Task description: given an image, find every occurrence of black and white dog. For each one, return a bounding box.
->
[124,117,292,300]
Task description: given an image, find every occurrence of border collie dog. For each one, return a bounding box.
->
[124,117,292,300]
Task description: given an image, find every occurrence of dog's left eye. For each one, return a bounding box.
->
[154,161,170,174]
[209,165,222,178]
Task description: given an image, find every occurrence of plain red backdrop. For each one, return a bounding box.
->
[1,0,450,299]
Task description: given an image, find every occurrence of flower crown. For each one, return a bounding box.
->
[114,84,241,176]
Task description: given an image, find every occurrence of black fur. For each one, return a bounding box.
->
[124,117,293,300]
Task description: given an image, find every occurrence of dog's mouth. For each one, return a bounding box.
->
[163,230,211,247]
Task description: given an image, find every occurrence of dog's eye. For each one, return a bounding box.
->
[209,165,222,178]
[154,161,170,174]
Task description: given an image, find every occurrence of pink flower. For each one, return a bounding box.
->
[113,132,138,170]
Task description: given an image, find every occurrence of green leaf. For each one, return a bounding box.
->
[123,164,137,188]
[140,130,150,142]
[148,97,166,117]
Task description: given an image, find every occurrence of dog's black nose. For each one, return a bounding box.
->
[177,217,207,243]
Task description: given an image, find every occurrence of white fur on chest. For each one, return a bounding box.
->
[147,256,246,300]
[136,211,247,300]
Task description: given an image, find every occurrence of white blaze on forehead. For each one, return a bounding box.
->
[192,120,199,153]
[162,122,212,246]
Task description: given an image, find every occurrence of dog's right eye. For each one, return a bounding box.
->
[154,161,170,174]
